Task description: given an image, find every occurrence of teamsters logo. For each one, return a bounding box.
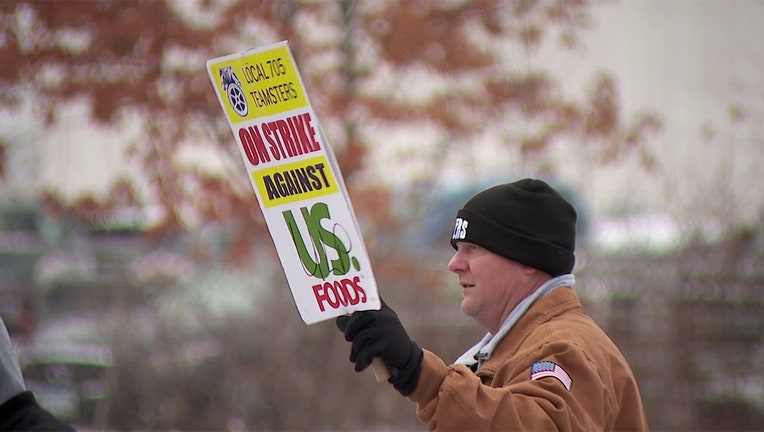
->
[219,66,248,117]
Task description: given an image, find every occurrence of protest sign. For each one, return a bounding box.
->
[206,41,381,326]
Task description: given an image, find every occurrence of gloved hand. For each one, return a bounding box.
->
[336,301,423,396]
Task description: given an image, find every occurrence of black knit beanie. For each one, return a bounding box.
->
[450,178,576,276]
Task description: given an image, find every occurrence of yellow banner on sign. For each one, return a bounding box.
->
[252,155,339,208]
[207,44,309,124]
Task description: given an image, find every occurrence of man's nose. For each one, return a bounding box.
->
[447,250,466,273]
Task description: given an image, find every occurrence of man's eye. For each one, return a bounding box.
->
[461,243,479,252]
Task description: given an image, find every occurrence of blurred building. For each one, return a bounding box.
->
[0,204,189,425]
[577,228,764,431]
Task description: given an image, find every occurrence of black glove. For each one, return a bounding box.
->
[336,301,423,396]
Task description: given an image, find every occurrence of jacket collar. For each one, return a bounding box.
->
[454,274,576,369]
[477,286,582,374]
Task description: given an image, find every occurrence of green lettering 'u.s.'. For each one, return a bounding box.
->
[283,202,352,279]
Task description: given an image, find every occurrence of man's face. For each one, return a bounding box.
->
[447,242,538,333]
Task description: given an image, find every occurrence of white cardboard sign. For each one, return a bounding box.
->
[206,41,381,324]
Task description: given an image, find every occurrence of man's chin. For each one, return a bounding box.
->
[460,300,476,318]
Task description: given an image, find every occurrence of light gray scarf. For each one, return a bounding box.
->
[454,274,575,370]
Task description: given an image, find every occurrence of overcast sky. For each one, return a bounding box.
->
[552,0,764,229]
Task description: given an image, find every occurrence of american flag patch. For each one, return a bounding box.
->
[530,360,572,391]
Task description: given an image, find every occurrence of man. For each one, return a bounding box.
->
[0,316,76,431]
[337,178,648,430]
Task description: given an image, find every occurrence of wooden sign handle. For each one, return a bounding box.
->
[371,357,391,382]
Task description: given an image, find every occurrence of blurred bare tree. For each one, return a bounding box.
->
[0,0,665,430]
[0,0,660,263]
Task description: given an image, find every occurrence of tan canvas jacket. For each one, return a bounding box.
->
[408,286,649,431]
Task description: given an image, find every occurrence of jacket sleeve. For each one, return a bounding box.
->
[408,343,615,431]
[0,316,26,406]
[1,317,76,431]
[0,391,77,432]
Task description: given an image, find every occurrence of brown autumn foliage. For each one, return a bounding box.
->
[0,0,660,262]
[0,1,665,429]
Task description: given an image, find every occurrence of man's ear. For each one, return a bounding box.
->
[522,266,537,275]
[522,266,551,278]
